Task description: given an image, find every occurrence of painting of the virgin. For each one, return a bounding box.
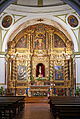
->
[17,66,27,80]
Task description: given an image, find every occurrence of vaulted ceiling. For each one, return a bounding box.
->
[0,0,80,15]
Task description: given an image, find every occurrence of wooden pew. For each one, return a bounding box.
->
[0,96,25,119]
[49,96,80,119]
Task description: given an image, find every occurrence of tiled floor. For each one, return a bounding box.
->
[16,103,54,119]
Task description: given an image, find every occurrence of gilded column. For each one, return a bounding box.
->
[49,30,54,51]
[27,55,31,97]
[27,33,31,50]
[30,31,34,51]
[45,32,48,49]
[51,32,53,51]
[49,30,54,81]
[48,34,51,51]
[50,60,54,81]
[26,33,28,49]
[9,58,12,81]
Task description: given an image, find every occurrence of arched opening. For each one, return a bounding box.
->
[36,63,45,77]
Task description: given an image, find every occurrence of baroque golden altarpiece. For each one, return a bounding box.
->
[7,23,74,96]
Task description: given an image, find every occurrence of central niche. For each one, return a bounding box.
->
[36,63,45,77]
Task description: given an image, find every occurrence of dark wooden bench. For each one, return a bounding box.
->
[0,96,25,119]
[49,96,80,119]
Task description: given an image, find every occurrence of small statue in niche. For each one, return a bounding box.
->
[36,63,45,77]
[38,66,42,77]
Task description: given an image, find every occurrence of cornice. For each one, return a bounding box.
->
[4,4,75,15]
[74,52,80,55]
[0,52,6,55]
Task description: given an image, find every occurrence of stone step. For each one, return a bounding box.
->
[24,96,49,103]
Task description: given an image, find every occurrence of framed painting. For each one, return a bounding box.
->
[54,34,66,48]
[68,15,78,28]
[2,15,12,28]
[17,66,27,80]
[15,36,27,48]
[55,66,64,80]
[34,33,46,50]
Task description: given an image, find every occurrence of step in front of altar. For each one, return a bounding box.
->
[24,97,49,103]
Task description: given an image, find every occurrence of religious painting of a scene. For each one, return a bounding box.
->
[34,33,46,50]
[55,66,64,80]
[15,36,27,48]
[68,15,78,27]
[17,66,27,80]
[2,15,12,28]
[54,34,66,48]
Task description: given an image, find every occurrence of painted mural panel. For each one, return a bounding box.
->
[55,66,64,80]
[2,15,12,28]
[68,15,78,27]
[8,23,74,50]
[54,34,66,48]
[15,36,27,48]
[34,33,46,50]
[17,66,27,80]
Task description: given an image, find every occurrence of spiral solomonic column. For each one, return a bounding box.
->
[50,60,54,81]
[27,57,31,97]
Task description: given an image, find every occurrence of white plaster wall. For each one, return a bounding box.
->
[0,56,5,84]
[17,0,64,6]
[75,55,80,88]
[0,55,7,89]
[17,0,37,6]
[4,4,74,15]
